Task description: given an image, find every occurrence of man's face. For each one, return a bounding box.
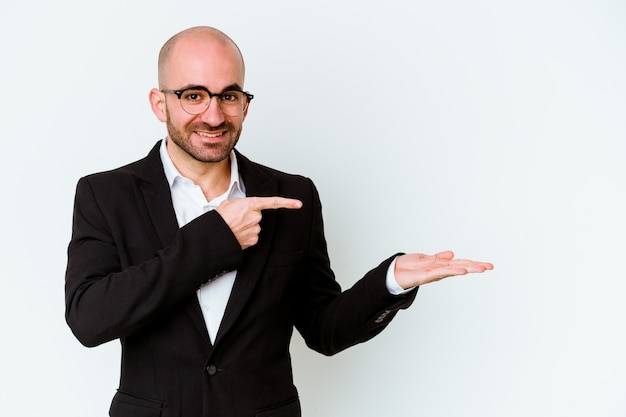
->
[160,37,248,164]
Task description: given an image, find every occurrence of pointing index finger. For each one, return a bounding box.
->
[253,196,303,211]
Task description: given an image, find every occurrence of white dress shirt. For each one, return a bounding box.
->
[160,139,245,343]
[159,138,410,342]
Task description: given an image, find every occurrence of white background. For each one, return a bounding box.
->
[1,1,625,416]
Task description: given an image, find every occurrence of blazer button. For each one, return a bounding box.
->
[206,364,218,376]
[374,310,392,324]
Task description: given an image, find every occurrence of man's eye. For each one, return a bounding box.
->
[182,90,207,102]
[220,92,240,102]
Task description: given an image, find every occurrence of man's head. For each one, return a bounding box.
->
[149,26,250,165]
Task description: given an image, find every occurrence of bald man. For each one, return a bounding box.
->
[65,26,492,417]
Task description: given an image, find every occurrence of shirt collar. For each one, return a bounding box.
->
[159,137,245,197]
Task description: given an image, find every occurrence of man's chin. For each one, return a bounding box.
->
[167,126,239,164]
[189,146,232,163]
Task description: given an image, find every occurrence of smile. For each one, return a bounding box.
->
[197,131,225,138]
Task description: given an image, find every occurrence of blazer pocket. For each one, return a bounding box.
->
[255,396,301,417]
[266,250,304,267]
[109,390,162,417]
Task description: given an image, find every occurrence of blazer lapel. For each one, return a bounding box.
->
[214,151,279,345]
[134,144,281,347]
[135,141,179,248]
[135,140,211,346]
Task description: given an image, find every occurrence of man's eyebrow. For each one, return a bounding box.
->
[221,83,244,91]
[178,83,244,92]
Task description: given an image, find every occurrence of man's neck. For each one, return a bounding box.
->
[166,138,231,202]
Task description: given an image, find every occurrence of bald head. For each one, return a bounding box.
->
[157,26,245,88]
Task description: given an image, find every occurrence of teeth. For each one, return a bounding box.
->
[198,132,223,138]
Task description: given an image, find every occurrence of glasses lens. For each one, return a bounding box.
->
[178,89,248,116]
[218,90,247,116]
[180,89,210,115]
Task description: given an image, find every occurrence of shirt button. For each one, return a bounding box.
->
[206,364,218,376]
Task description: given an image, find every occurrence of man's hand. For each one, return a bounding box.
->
[394,251,494,289]
[216,197,303,249]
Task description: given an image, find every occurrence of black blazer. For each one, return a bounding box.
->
[65,141,416,417]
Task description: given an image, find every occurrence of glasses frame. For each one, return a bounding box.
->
[161,86,254,116]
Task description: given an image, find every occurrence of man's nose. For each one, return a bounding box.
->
[198,96,225,126]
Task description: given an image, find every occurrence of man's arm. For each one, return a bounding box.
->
[65,176,243,347]
[289,179,493,356]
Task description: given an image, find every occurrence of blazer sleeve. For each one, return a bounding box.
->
[292,179,417,356]
[65,175,243,347]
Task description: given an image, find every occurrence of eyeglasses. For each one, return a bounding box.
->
[161,86,254,116]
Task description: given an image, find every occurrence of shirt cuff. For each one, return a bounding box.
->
[386,256,415,295]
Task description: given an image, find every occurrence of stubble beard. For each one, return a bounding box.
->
[165,111,242,163]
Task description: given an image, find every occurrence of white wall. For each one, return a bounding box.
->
[1,1,625,416]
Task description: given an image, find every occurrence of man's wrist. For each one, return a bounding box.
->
[385,256,415,295]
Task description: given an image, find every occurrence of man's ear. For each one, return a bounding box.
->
[149,88,167,122]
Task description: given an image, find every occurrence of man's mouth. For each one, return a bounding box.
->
[196,131,225,139]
